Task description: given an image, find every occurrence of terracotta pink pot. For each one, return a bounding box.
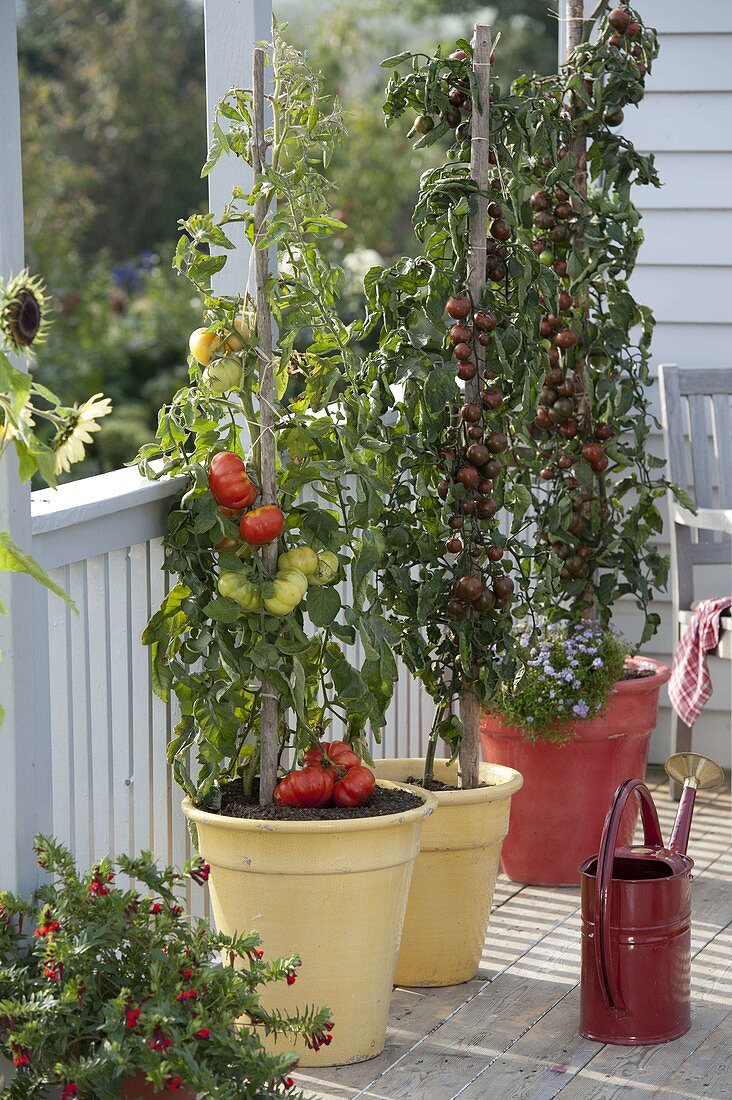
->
[480,656,671,886]
[118,1074,196,1099]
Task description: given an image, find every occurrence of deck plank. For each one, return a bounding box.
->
[297,773,731,1100]
[456,848,732,1099]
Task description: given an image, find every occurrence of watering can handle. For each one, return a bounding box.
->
[594,778,664,1012]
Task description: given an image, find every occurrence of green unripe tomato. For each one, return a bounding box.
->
[203,356,243,393]
[414,114,434,135]
[538,250,555,266]
[309,550,340,586]
[218,570,260,612]
[276,567,309,599]
[264,570,307,615]
[278,547,318,578]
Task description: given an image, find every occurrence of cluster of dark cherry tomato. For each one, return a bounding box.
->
[274,741,376,809]
[439,294,515,620]
[525,5,648,583]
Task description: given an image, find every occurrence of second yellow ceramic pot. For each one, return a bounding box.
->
[183,781,436,1066]
[373,758,523,987]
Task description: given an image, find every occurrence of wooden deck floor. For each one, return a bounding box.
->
[296,767,732,1100]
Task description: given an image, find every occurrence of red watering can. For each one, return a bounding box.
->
[579,752,724,1044]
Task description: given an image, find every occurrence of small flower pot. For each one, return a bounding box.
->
[372,759,523,986]
[183,781,437,1067]
[119,1074,196,1099]
[480,656,671,886]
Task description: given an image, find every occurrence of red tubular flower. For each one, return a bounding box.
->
[34,920,60,937]
[169,904,183,917]
[283,1077,295,1090]
[43,961,62,982]
[189,858,211,885]
[165,1076,184,1092]
[61,1085,79,1099]
[176,988,198,1002]
[195,1027,211,1040]
[180,967,193,980]
[12,1048,31,1067]
[286,969,297,986]
[148,1028,173,1053]
[151,902,163,915]
[125,1007,141,1029]
[253,948,264,959]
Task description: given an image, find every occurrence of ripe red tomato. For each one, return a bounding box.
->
[304,740,360,772]
[333,765,376,808]
[274,768,335,808]
[208,452,258,510]
[239,505,285,547]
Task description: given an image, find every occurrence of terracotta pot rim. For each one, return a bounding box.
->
[373,757,523,805]
[183,779,437,834]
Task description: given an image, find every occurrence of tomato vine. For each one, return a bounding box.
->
[139,30,396,807]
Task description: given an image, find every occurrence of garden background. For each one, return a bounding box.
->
[16,0,731,768]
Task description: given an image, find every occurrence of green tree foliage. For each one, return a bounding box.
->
[281,0,557,259]
[18,0,206,271]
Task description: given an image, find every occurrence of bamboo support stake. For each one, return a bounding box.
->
[459,23,491,792]
[566,1,588,210]
[252,46,279,805]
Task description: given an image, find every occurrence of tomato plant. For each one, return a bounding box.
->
[139,33,396,808]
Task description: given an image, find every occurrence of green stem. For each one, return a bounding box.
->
[423,702,447,788]
[241,745,260,803]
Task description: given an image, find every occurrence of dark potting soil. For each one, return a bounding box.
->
[404,775,494,792]
[216,780,424,821]
[620,666,656,681]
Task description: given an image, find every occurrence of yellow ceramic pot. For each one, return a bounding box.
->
[182,781,436,1066]
[372,759,523,987]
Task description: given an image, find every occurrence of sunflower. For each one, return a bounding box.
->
[0,270,49,352]
[53,394,113,475]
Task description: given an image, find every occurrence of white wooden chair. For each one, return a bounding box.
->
[659,366,732,796]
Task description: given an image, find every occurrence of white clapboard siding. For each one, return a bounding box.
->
[617,0,732,769]
[639,153,732,209]
[649,34,732,91]
[633,268,732,325]
[639,211,732,267]
[623,93,732,153]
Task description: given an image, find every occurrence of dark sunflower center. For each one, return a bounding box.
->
[11,289,42,346]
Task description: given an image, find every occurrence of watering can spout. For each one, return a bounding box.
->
[665,753,724,854]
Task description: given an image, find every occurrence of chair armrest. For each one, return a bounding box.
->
[672,505,732,536]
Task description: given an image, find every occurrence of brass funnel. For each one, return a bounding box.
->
[665,753,725,792]
[665,753,725,854]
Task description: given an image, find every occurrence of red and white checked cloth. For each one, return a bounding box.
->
[668,596,732,726]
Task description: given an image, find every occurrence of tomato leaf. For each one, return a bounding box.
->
[306,586,341,627]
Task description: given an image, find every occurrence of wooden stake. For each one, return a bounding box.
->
[252,46,279,805]
[566,0,588,207]
[459,24,491,792]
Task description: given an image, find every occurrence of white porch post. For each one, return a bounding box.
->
[0,0,53,894]
[203,0,273,296]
